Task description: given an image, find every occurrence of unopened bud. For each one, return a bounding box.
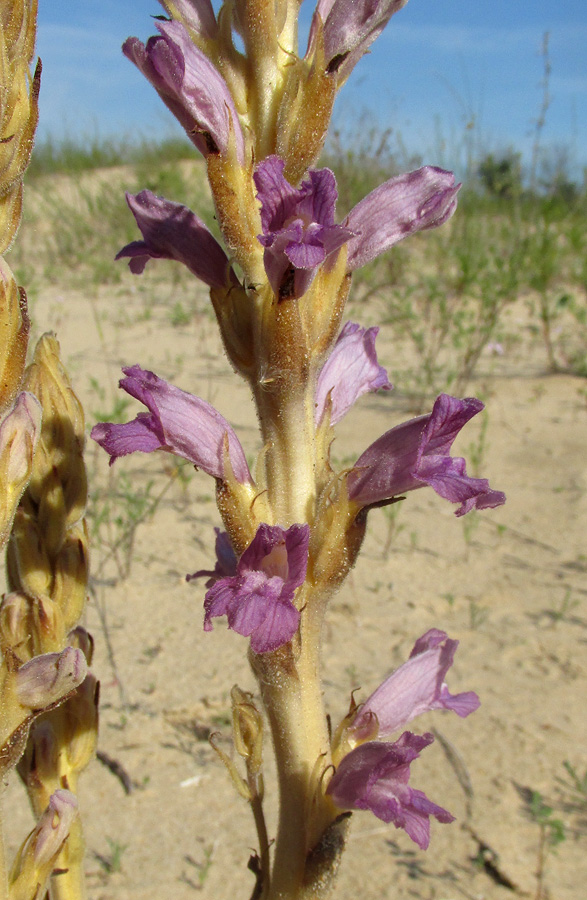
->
[231,685,263,777]
[16,647,87,709]
[0,260,30,412]
[33,789,78,866]
[68,626,94,664]
[0,591,30,661]
[0,392,42,547]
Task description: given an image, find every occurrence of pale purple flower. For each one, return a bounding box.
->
[123,20,244,162]
[254,156,354,299]
[186,527,237,587]
[116,190,236,287]
[203,523,309,653]
[344,167,460,271]
[16,647,87,710]
[327,629,478,847]
[254,158,459,299]
[327,733,454,849]
[307,0,408,81]
[350,629,480,741]
[314,321,391,425]
[33,790,79,866]
[91,366,252,484]
[348,393,506,516]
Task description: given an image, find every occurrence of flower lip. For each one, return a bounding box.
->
[326,732,454,849]
[315,321,391,426]
[202,523,310,653]
[350,628,480,741]
[116,190,236,288]
[347,393,505,516]
[123,20,244,162]
[254,156,354,299]
[91,366,252,485]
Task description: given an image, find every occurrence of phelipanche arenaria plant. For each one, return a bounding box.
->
[92,0,505,896]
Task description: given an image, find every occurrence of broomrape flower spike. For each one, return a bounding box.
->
[86,1,508,895]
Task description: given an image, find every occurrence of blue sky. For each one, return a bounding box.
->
[36,1,587,178]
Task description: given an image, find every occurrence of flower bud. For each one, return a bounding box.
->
[33,789,78,867]
[0,260,30,413]
[231,686,263,777]
[68,626,94,664]
[0,392,42,547]
[16,647,87,710]
[0,591,31,661]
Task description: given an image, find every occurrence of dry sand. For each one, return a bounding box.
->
[4,266,587,900]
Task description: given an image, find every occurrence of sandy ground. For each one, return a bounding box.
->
[3,263,587,900]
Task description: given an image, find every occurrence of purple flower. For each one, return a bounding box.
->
[254,156,354,300]
[254,158,459,299]
[308,0,408,82]
[116,190,236,287]
[327,733,454,849]
[327,630,478,846]
[91,366,252,484]
[347,393,506,516]
[314,321,391,425]
[344,167,460,271]
[350,629,480,741]
[203,523,310,653]
[123,20,244,162]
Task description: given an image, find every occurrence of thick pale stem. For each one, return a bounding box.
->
[254,382,317,526]
[253,605,334,900]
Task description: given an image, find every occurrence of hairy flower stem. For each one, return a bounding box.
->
[253,382,317,526]
[252,604,334,900]
[46,822,87,900]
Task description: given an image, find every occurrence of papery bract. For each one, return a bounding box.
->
[345,167,460,271]
[327,732,454,849]
[116,190,236,288]
[203,523,309,653]
[315,321,391,425]
[91,366,252,484]
[348,393,506,515]
[123,20,244,162]
[350,628,480,741]
[254,155,353,299]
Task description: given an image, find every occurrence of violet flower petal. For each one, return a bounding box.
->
[187,528,238,586]
[308,0,407,81]
[254,156,354,299]
[327,733,454,849]
[203,523,310,653]
[348,393,506,516]
[345,167,460,271]
[123,21,244,162]
[351,628,480,740]
[91,366,252,484]
[315,321,392,425]
[116,190,235,288]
